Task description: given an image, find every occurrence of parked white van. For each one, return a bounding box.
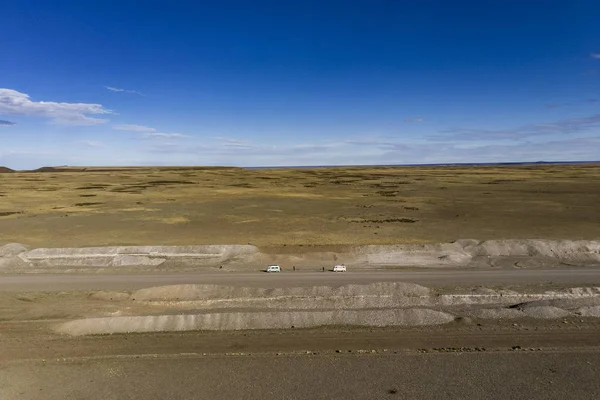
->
[333,264,347,272]
[266,265,281,272]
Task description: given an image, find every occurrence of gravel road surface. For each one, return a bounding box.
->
[2,269,600,291]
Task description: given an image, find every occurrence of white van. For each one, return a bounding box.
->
[266,265,281,272]
[333,264,347,272]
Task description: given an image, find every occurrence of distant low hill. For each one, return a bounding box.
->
[28,166,242,173]
[0,166,15,173]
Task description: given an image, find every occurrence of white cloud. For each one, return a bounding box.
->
[113,124,156,132]
[142,133,189,139]
[590,53,600,59]
[105,86,144,96]
[404,118,425,123]
[0,88,112,125]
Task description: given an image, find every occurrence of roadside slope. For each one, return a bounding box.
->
[2,239,599,272]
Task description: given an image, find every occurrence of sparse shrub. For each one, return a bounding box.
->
[0,211,23,217]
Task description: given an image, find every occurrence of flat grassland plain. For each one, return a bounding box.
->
[1,164,599,247]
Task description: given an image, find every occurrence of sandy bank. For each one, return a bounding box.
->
[2,239,599,272]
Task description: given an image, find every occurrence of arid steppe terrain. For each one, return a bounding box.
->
[2,164,600,399]
[1,164,599,247]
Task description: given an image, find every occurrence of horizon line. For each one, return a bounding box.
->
[2,160,600,172]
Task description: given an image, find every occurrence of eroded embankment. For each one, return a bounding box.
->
[1,239,600,272]
[55,309,455,335]
[53,282,600,336]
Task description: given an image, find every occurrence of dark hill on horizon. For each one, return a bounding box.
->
[0,166,15,173]
[28,166,242,173]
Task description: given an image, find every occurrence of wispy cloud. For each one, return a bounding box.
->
[591,53,600,59]
[0,88,112,125]
[212,136,247,143]
[343,138,411,150]
[0,119,15,126]
[0,149,57,157]
[80,140,104,147]
[212,136,257,148]
[113,124,156,132]
[142,133,188,139]
[140,134,600,167]
[104,86,144,96]
[545,98,598,108]
[146,138,369,163]
[378,137,600,164]
[404,118,425,123]
[113,123,188,140]
[433,113,600,141]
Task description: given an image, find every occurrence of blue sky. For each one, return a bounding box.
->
[1,0,600,169]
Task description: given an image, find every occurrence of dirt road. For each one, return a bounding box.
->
[2,268,600,292]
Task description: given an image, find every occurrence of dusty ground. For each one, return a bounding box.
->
[3,350,600,400]
[2,271,600,398]
[2,318,600,399]
[1,164,599,247]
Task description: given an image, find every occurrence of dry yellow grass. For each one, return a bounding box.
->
[1,164,599,247]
